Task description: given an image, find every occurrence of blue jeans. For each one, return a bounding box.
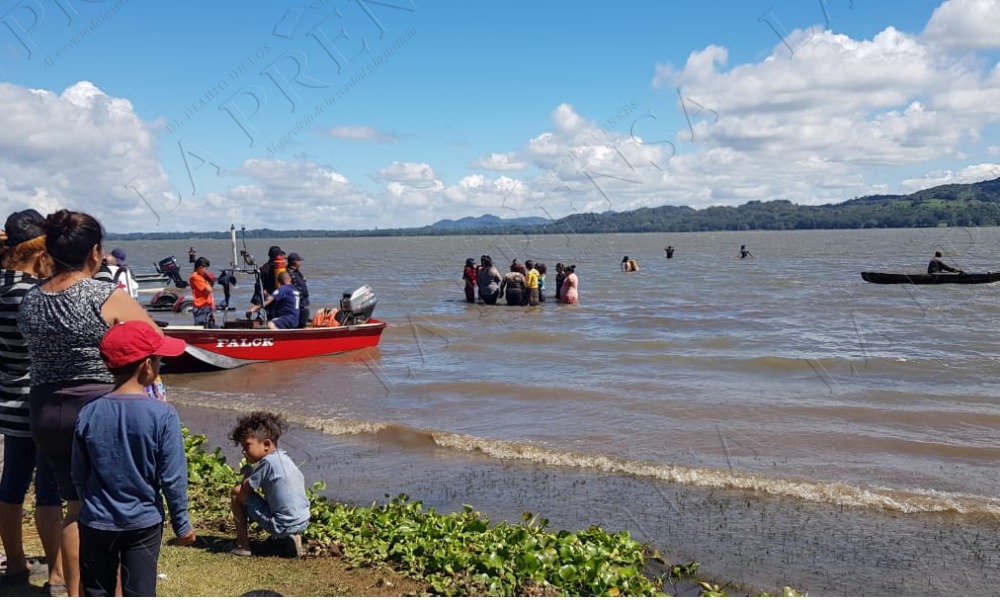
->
[0,434,62,506]
[193,306,213,326]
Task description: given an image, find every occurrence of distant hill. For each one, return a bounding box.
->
[107,177,1000,240]
[429,214,553,230]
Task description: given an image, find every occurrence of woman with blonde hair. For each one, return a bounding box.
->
[18,209,161,596]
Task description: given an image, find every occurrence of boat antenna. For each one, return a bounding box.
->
[230,224,238,269]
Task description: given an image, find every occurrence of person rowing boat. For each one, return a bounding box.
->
[927,251,963,275]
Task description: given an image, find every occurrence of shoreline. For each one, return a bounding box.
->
[171,399,1000,596]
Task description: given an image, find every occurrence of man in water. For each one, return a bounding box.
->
[927,251,962,275]
[739,245,753,259]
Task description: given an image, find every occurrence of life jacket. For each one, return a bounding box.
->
[310,307,341,328]
[274,255,288,280]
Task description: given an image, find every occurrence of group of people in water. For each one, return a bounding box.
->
[463,256,579,306]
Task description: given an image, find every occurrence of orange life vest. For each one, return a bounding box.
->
[310,307,341,328]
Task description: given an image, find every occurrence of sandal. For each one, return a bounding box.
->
[230,548,252,557]
[45,582,68,597]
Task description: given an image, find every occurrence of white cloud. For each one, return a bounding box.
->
[326,126,398,143]
[376,161,439,185]
[0,81,176,232]
[923,0,1000,50]
[472,152,527,171]
[899,163,1000,193]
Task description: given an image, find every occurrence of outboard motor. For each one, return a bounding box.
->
[156,256,187,288]
[338,285,377,325]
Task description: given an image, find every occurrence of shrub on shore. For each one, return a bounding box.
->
[183,429,666,596]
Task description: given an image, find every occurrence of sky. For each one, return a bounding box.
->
[0,0,999,233]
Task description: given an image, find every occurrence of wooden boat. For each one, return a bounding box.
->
[159,225,387,372]
[860,271,1000,284]
[161,318,387,372]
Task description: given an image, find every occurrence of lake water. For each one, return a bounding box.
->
[126,228,1000,595]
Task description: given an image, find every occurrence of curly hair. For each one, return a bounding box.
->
[229,411,288,445]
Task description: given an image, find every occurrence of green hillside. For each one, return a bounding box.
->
[108,177,1000,240]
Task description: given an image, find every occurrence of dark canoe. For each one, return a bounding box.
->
[861,272,1000,284]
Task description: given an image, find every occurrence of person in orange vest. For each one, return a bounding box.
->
[189,257,216,326]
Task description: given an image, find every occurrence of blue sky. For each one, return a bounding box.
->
[1,0,998,232]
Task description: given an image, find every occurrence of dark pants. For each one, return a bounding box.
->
[31,381,114,501]
[297,307,311,329]
[80,523,162,597]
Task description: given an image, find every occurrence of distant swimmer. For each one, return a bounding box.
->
[927,251,962,275]
[739,245,753,259]
[664,246,674,259]
[621,256,639,272]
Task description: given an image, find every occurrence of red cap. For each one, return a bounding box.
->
[100,321,186,369]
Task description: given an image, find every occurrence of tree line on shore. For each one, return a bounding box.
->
[107,177,1000,240]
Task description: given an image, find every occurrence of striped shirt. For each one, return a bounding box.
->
[18,278,116,387]
[0,269,38,436]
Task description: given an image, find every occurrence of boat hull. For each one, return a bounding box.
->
[161,319,387,372]
[860,271,1000,284]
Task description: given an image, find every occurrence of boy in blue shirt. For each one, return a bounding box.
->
[229,411,310,557]
[73,321,196,597]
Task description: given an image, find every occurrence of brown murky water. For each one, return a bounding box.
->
[124,227,1000,595]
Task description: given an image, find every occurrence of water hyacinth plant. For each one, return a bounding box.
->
[182,429,666,596]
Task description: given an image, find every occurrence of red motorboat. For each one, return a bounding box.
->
[161,318,387,372]
[160,225,387,372]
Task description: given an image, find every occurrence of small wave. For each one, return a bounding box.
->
[171,394,1000,516]
[429,432,1000,516]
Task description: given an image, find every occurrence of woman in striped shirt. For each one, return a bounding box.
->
[0,209,64,592]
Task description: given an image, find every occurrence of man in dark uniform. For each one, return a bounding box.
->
[248,246,284,319]
[287,252,310,328]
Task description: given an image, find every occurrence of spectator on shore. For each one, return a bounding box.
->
[229,412,309,558]
[0,209,64,592]
[18,209,163,596]
[73,321,196,596]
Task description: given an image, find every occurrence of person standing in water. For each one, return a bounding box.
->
[739,245,753,259]
[560,265,579,304]
[462,258,477,303]
[665,246,674,259]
